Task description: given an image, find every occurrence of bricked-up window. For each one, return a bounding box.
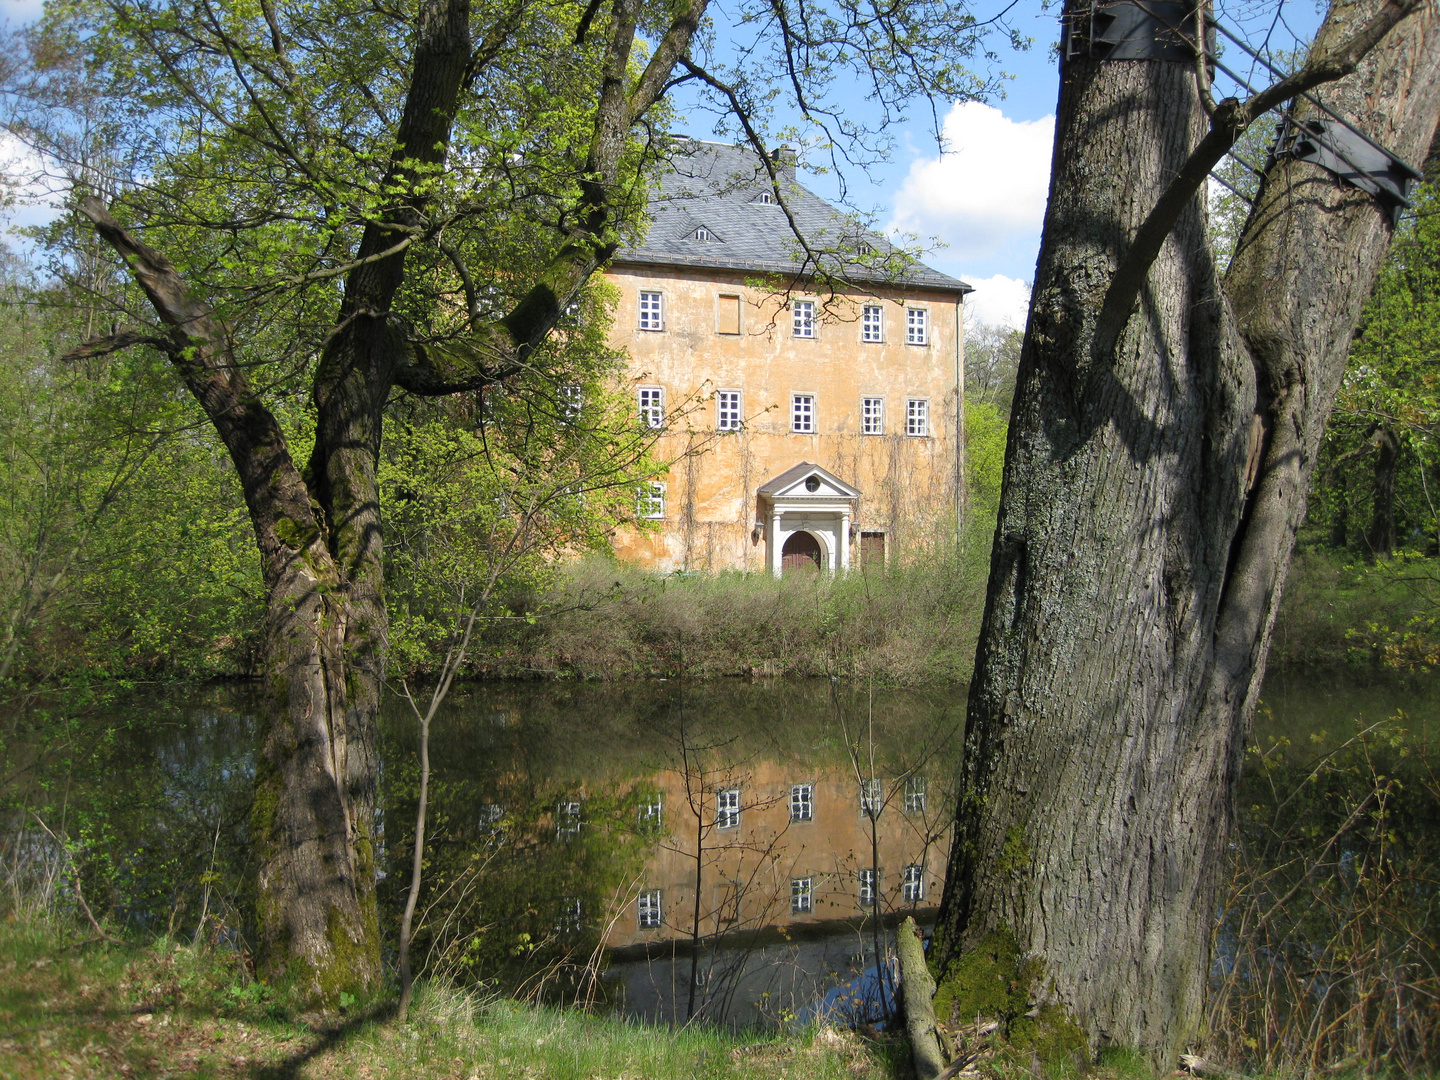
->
[792,394,815,433]
[716,787,741,830]
[861,531,886,566]
[861,396,884,435]
[638,889,662,929]
[717,389,742,431]
[904,775,927,813]
[638,290,664,331]
[907,398,930,437]
[791,877,813,913]
[903,864,925,903]
[906,307,928,345]
[636,482,666,520]
[862,305,884,342]
[717,293,741,335]
[793,299,816,338]
[859,868,877,908]
[638,386,664,428]
[790,783,813,822]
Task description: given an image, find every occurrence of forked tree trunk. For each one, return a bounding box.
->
[934,0,1440,1066]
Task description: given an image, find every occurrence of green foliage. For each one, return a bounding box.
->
[0,274,262,682]
[1308,183,1440,557]
[381,284,667,677]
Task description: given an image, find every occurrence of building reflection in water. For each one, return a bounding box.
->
[385,678,963,1027]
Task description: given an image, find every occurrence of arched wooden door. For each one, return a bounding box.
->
[781,531,822,575]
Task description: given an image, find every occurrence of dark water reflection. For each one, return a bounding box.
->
[13,669,1434,1026]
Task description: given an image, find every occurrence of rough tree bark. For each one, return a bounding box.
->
[934,0,1440,1065]
[76,0,701,1003]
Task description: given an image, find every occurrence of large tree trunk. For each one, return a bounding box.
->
[934,0,1440,1066]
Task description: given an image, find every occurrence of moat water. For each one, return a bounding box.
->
[10,670,1435,1026]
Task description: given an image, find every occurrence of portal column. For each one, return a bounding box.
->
[769,510,782,577]
[839,512,851,573]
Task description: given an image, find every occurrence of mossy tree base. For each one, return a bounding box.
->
[928,928,1089,1077]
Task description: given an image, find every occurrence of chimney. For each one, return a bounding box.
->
[770,145,797,181]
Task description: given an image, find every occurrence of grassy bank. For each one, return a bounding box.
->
[0,917,900,1080]
[463,551,990,683]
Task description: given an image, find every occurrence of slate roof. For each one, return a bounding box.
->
[756,462,862,498]
[614,140,971,295]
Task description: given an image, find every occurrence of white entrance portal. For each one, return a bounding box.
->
[757,463,861,577]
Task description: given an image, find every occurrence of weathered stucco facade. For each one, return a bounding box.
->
[606,141,970,573]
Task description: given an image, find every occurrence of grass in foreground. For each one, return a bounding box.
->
[0,916,899,1080]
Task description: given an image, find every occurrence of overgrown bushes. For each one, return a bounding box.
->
[1208,716,1440,1074]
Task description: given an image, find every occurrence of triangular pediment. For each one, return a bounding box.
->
[757,462,861,501]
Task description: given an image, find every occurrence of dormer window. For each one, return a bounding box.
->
[756,192,774,205]
[694,226,713,241]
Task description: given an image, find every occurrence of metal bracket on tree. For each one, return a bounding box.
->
[1063,1,1215,69]
[1271,116,1421,226]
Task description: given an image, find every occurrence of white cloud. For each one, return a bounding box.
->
[0,133,67,238]
[889,102,1054,279]
[964,274,1031,330]
[0,0,46,24]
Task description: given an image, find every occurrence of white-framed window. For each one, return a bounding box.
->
[637,481,666,520]
[716,787,741,830]
[556,799,582,840]
[637,792,663,830]
[717,389,742,431]
[860,777,882,816]
[790,783,813,822]
[903,864,925,903]
[638,889,663,929]
[478,802,505,829]
[638,290,664,331]
[694,226,713,241]
[792,299,816,338]
[557,896,582,934]
[756,191,774,204]
[861,396,884,435]
[862,305,884,343]
[906,398,930,437]
[792,394,815,434]
[859,868,877,908]
[561,384,582,421]
[903,776,927,814]
[791,877,813,914]
[906,307,929,345]
[638,386,664,428]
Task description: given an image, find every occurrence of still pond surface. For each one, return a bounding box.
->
[70,670,1439,1027]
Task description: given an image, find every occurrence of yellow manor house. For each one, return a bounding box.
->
[606,139,971,574]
